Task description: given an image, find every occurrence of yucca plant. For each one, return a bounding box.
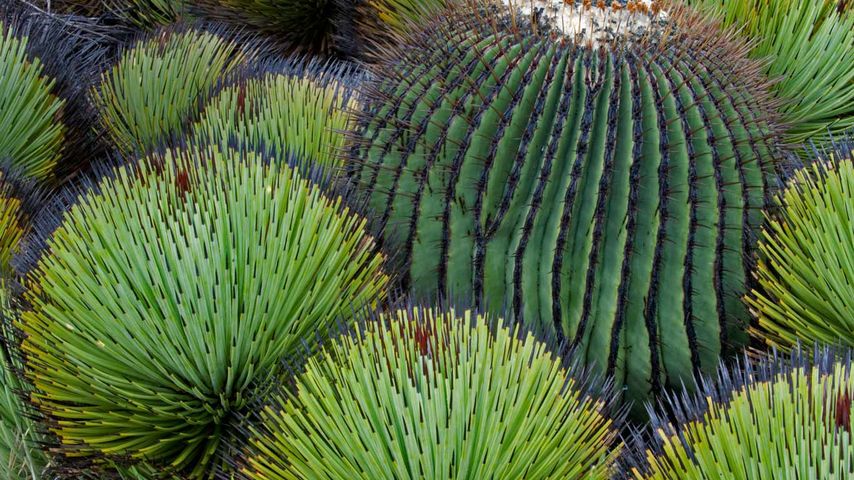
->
[193,60,359,171]
[92,26,245,156]
[192,0,342,54]
[0,284,48,480]
[0,20,65,182]
[685,0,854,145]
[18,144,388,478]
[109,0,189,29]
[746,139,853,349]
[347,0,784,406]
[628,347,854,479]
[365,0,449,34]
[239,306,622,479]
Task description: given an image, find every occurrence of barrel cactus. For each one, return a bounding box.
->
[347,1,783,405]
[92,27,244,156]
[628,347,853,479]
[239,307,622,480]
[746,139,854,349]
[0,20,65,182]
[18,145,388,478]
[193,60,358,171]
[685,0,854,145]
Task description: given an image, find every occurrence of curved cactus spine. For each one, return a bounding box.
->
[347,1,785,406]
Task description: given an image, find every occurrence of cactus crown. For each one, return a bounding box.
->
[347,0,784,406]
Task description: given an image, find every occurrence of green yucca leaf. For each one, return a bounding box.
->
[686,0,854,145]
[194,63,357,172]
[0,284,47,480]
[19,145,388,478]
[746,141,854,349]
[629,348,854,479]
[240,306,622,480]
[0,21,65,182]
[92,27,244,156]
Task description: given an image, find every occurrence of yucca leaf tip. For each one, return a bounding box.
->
[347,0,785,408]
[18,144,389,478]
[239,306,622,480]
[747,138,854,349]
[628,347,854,479]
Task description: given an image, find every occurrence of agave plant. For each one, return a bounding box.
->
[746,139,854,349]
[686,0,854,145]
[346,0,784,406]
[628,347,854,479]
[92,26,245,156]
[193,60,359,171]
[0,285,47,480]
[18,145,388,478]
[0,20,65,182]
[239,307,622,480]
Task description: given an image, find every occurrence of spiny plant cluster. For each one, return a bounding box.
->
[0,0,850,478]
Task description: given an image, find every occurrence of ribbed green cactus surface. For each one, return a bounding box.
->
[349,5,782,404]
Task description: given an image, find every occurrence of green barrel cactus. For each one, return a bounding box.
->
[347,1,783,406]
[92,27,244,156]
[193,61,358,171]
[628,348,853,479]
[0,20,65,182]
[19,145,388,478]
[747,140,854,349]
[240,307,622,480]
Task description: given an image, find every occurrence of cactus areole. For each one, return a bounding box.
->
[347,1,784,405]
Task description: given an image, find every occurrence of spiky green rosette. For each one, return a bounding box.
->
[92,27,244,156]
[746,141,854,349]
[347,1,782,406]
[0,20,65,182]
[686,0,854,145]
[629,348,854,479]
[0,285,47,480]
[19,145,389,478]
[192,1,339,53]
[368,0,449,34]
[240,307,621,479]
[194,61,358,171]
